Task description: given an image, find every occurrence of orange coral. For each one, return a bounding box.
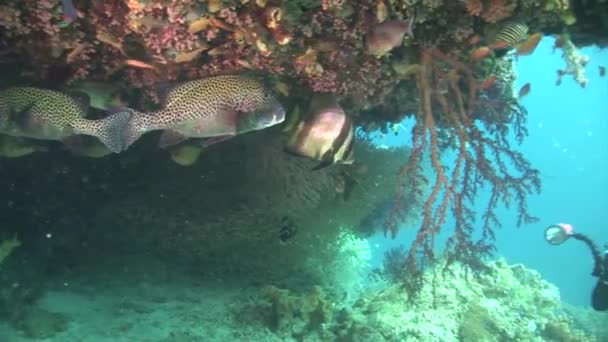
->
[464,0,483,16]
[464,0,516,23]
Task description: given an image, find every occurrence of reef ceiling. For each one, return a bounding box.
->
[0,0,606,128]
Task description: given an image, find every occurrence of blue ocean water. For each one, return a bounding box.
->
[368,37,608,308]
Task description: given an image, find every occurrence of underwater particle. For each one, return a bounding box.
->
[0,87,131,153]
[0,236,21,264]
[278,216,297,244]
[123,75,286,149]
[284,93,354,170]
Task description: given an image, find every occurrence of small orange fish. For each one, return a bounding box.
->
[188,16,211,34]
[480,76,497,90]
[468,34,481,45]
[489,40,511,50]
[600,66,606,77]
[554,34,567,51]
[518,82,531,99]
[516,32,543,56]
[133,16,167,29]
[125,59,155,69]
[96,31,126,55]
[235,59,253,69]
[173,46,209,63]
[207,46,226,56]
[66,44,86,63]
[470,46,492,61]
[208,17,234,32]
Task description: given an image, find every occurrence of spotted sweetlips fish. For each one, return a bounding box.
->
[0,87,131,153]
[122,75,286,149]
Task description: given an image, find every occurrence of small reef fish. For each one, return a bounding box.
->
[123,75,286,149]
[480,75,497,90]
[367,20,410,57]
[0,135,48,158]
[470,46,492,61]
[278,216,297,244]
[600,66,606,77]
[125,59,156,69]
[468,34,482,46]
[334,171,358,201]
[518,82,531,99]
[553,34,568,51]
[516,32,543,56]
[66,81,126,111]
[0,87,131,153]
[284,93,354,170]
[491,21,529,50]
[96,31,126,56]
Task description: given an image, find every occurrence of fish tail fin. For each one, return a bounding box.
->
[123,110,153,149]
[72,109,134,153]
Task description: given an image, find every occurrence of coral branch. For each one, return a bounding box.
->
[385,48,541,294]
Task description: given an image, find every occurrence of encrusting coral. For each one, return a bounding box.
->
[232,259,593,341]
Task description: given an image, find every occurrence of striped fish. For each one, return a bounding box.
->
[491,21,529,50]
[284,94,354,170]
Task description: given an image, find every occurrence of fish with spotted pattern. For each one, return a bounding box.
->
[0,87,131,153]
[122,75,286,149]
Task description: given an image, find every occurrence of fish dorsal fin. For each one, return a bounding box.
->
[159,129,188,148]
[67,90,91,112]
[281,104,302,133]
